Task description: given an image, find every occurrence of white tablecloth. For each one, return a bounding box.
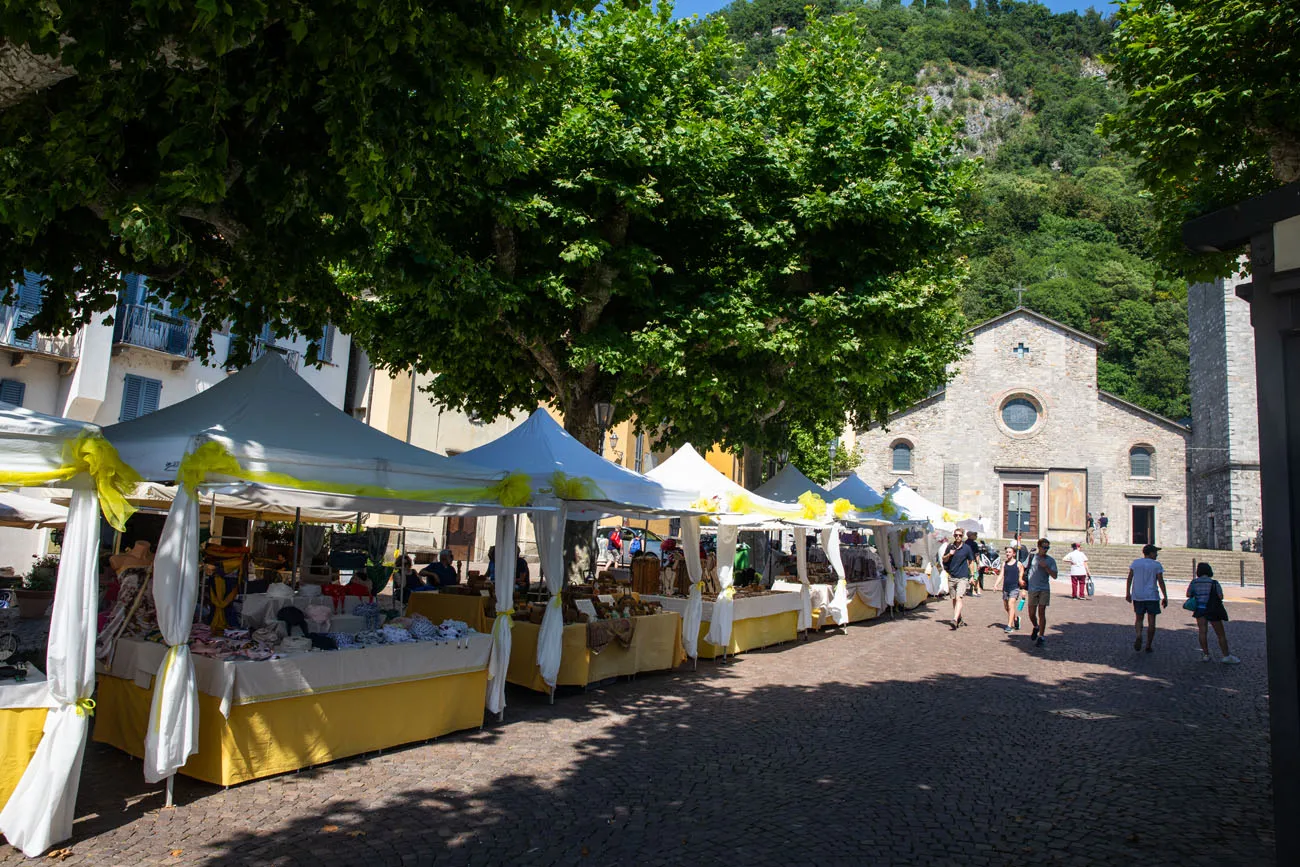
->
[103,635,492,718]
[642,592,802,622]
[849,578,887,610]
[0,667,54,710]
[772,580,831,611]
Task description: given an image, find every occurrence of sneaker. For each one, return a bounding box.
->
[949,620,959,631]
[1004,626,1014,635]
[1031,627,1039,641]
[1222,655,1241,665]
[1035,636,1045,647]
[1133,637,1142,652]
[1201,652,1211,663]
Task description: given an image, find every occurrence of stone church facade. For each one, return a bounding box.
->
[1187,274,1262,550]
[851,308,1191,546]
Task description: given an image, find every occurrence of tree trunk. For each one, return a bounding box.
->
[562,389,601,583]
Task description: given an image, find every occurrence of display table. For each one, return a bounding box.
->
[904,576,930,610]
[94,636,491,786]
[0,667,53,810]
[642,593,801,659]
[772,579,883,630]
[507,612,685,693]
[405,592,492,634]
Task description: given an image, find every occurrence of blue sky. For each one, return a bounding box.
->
[671,1,1116,19]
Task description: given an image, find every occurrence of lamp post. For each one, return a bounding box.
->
[608,431,620,465]
[594,401,615,456]
[777,446,790,467]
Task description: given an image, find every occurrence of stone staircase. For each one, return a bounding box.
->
[990,542,1264,585]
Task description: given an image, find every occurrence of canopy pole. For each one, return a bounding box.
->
[209,491,217,535]
[291,507,301,587]
[165,774,174,808]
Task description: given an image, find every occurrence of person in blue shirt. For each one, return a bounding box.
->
[420,549,459,587]
[943,529,976,630]
[1024,538,1058,648]
[1186,562,1240,664]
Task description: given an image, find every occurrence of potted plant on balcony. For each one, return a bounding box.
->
[16,554,59,619]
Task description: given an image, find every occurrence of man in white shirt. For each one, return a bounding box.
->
[1125,544,1169,652]
[1063,542,1091,600]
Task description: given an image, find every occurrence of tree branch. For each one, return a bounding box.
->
[577,205,629,333]
[504,324,566,400]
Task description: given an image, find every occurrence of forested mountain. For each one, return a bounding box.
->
[713,0,1191,422]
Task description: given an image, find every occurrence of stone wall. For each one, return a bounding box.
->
[854,309,1190,545]
[1187,274,1262,549]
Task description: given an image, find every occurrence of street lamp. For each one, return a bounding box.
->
[608,430,620,462]
[594,401,615,456]
[828,438,839,469]
[777,446,790,466]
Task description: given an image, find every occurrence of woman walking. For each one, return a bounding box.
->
[1187,563,1241,664]
[1001,546,1025,635]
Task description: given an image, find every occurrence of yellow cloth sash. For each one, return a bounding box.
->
[0,432,142,531]
[176,440,532,507]
[548,471,604,501]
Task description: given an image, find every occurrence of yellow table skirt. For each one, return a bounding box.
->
[0,707,48,810]
[405,592,492,634]
[697,610,799,659]
[904,581,930,610]
[93,668,488,787]
[813,594,880,629]
[507,612,685,693]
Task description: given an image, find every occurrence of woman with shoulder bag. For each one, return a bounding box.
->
[1186,563,1240,664]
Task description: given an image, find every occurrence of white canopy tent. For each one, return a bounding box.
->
[0,403,140,857]
[448,409,702,689]
[0,490,68,528]
[753,464,852,629]
[884,479,969,532]
[101,355,537,794]
[647,446,834,653]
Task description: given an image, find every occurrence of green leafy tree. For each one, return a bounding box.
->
[0,0,583,355]
[354,4,976,455]
[1102,0,1300,279]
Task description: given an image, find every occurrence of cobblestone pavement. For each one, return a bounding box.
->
[2,591,1273,866]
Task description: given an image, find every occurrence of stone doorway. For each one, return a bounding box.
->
[1132,505,1155,545]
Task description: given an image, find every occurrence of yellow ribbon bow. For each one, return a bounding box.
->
[721,586,735,600]
[0,432,142,531]
[74,697,96,717]
[549,471,604,501]
[798,491,827,521]
[727,493,756,515]
[832,498,855,520]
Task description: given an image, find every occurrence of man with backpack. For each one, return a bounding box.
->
[1024,538,1058,648]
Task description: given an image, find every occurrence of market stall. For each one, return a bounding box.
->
[94,631,490,786]
[406,591,493,634]
[0,403,141,858]
[831,476,939,608]
[506,608,684,692]
[639,590,801,657]
[0,668,54,811]
[448,410,699,691]
[96,354,535,799]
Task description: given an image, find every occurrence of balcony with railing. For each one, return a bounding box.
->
[0,303,82,360]
[248,337,301,370]
[113,303,198,359]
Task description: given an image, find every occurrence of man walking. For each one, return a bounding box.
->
[1126,543,1168,652]
[1024,538,1057,647]
[1064,541,1091,600]
[943,529,975,630]
[1085,512,1095,544]
[1098,512,1109,544]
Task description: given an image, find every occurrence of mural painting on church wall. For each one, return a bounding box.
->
[1047,471,1087,531]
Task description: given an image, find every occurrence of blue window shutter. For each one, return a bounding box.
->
[0,378,25,406]
[120,374,161,420]
[17,272,44,311]
[320,325,334,362]
[120,375,142,421]
[141,377,161,415]
[122,274,146,307]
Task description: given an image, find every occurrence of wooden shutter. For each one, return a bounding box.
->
[0,378,26,406]
[121,374,162,420]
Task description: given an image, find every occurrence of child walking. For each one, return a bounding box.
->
[1186,563,1241,664]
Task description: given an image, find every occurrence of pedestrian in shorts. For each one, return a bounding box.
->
[1024,538,1057,647]
[1186,563,1240,664]
[1001,546,1024,634]
[943,529,976,630]
[1126,543,1168,652]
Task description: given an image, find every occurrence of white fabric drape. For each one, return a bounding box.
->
[794,529,812,631]
[680,517,704,659]
[486,516,517,715]
[533,506,567,688]
[821,527,849,626]
[143,484,201,783]
[704,525,738,649]
[888,530,907,606]
[0,490,99,857]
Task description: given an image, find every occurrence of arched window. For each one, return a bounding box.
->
[1130,446,1154,478]
[1001,397,1039,432]
[892,442,913,473]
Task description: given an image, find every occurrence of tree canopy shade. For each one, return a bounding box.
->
[355,3,976,452]
[1102,0,1300,280]
[0,0,585,358]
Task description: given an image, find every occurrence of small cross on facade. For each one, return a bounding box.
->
[1013,286,1026,306]
[1013,342,1030,360]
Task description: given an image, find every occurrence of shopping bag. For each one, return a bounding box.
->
[1086,578,1095,597]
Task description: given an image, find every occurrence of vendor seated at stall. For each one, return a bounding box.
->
[486,545,531,590]
[419,549,459,587]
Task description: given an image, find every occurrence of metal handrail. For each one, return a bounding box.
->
[0,304,82,358]
[113,303,198,358]
[249,337,301,369]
